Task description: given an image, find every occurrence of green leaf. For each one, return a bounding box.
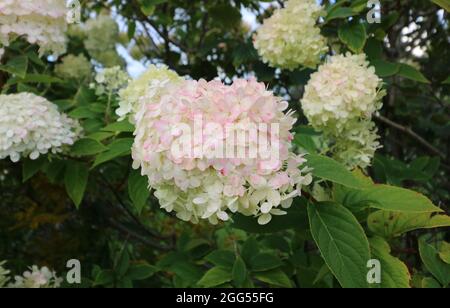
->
[127,21,136,39]
[126,264,157,281]
[307,154,367,189]
[0,55,28,78]
[140,4,155,15]
[253,269,292,288]
[338,23,367,52]
[93,270,114,286]
[294,133,318,154]
[43,159,66,183]
[381,12,400,30]
[74,85,96,105]
[326,0,349,14]
[350,0,369,12]
[351,185,442,213]
[170,261,203,287]
[141,0,168,6]
[116,249,130,278]
[398,63,430,83]
[313,264,332,285]
[232,256,247,287]
[26,51,45,67]
[88,103,106,114]
[439,242,450,264]
[364,38,383,60]
[241,237,259,265]
[431,0,450,11]
[138,0,167,15]
[128,169,150,214]
[22,157,47,182]
[7,74,63,85]
[419,237,450,287]
[308,202,371,288]
[442,76,450,84]
[102,121,135,133]
[209,4,242,28]
[369,237,411,288]
[422,277,442,288]
[69,106,99,119]
[368,211,450,238]
[250,253,283,272]
[83,119,103,134]
[92,138,134,168]
[87,132,114,142]
[205,250,236,269]
[71,138,108,156]
[371,59,400,77]
[117,278,133,288]
[64,161,89,208]
[325,7,356,23]
[197,267,232,288]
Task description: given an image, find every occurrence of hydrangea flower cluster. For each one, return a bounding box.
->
[8,265,62,288]
[117,65,183,122]
[253,0,328,70]
[0,93,82,163]
[132,76,312,225]
[300,53,385,169]
[0,262,61,289]
[55,54,92,81]
[84,14,124,67]
[0,0,67,56]
[91,66,130,96]
[301,53,384,131]
[331,120,381,169]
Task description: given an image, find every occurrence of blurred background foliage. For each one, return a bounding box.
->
[0,0,449,288]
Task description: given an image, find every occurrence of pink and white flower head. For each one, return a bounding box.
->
[10,265,62,288]
[132,77,312,225]
[0,93,82,162]
[0,0,67,56]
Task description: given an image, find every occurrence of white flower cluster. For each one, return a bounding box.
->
[331,121,381,169]
[8,265,62,288]
[131,71,312,225]
[301,53,383,131]
[117,65,183,122]
[55,54,92,81]
[0,47,4,61]
[253,0,328,70]
[301,53,385,169]
[0,93,82,162]
[84,14,124,67]
[0,262,61,289]
[0,0,67,56]
[91,66,130,96]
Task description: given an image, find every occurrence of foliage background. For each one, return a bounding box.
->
[0,0,449,288]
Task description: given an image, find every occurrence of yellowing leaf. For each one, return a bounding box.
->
[438,242,450,264]
[370,237,411,288]
[368,211,450,238]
